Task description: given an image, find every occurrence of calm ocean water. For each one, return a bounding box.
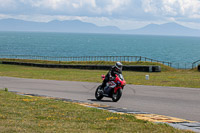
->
[0,31,200,66]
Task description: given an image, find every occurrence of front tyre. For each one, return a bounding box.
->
[95,85,104,100]
[112,89,122,102]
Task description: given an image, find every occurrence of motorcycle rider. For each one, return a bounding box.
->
[101,62,123,90]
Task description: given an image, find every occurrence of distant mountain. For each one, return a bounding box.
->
[0,18,120,33]
[0,19,200,36]
[126,22,200,36]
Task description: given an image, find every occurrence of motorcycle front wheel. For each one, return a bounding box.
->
[112,89,122,102]
[95,85,104,100]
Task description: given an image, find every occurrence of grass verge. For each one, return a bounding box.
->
[0,90,193,132]
[0,63,200,88]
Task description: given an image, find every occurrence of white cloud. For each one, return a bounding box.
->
[14,0,131,15]
[25,0,68,10]
[0,0,200,30]
[0,0,16,8]
[20,0,96,10]
[1,0,200,19]
[103,0,131,15]
[142,0,200,19]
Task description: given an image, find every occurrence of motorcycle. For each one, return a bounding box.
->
[95,74,126,102]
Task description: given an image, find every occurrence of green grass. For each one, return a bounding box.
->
[0,63,200,88]
[0,90,193,133]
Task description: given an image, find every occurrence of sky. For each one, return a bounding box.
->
[0,0,200,30]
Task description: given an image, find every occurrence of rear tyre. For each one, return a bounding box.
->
[112,89,122,102]
[95,85,104,100]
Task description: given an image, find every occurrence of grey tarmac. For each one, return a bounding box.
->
[0,76,200,123]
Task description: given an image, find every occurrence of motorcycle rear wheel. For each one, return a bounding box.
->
[112,89,122,102]
[95,85,104,100]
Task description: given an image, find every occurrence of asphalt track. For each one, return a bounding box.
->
[0,76,200,122]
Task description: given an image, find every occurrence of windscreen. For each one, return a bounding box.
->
[118,74,124,81]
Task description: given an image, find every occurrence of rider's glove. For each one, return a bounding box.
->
[109,76,115,81]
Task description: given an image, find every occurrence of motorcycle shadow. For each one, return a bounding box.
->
[88,99,113,102]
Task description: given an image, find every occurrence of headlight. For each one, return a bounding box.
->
[123,82,126,86]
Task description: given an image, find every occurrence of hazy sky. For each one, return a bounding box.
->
[0,0,200,30]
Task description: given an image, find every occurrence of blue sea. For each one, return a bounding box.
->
[0,31,200,68]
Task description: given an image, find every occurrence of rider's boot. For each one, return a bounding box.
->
[101,81,106,92]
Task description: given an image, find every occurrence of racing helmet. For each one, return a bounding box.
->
[115,62,123,72]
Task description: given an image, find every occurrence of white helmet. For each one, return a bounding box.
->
[115,62,123,72]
